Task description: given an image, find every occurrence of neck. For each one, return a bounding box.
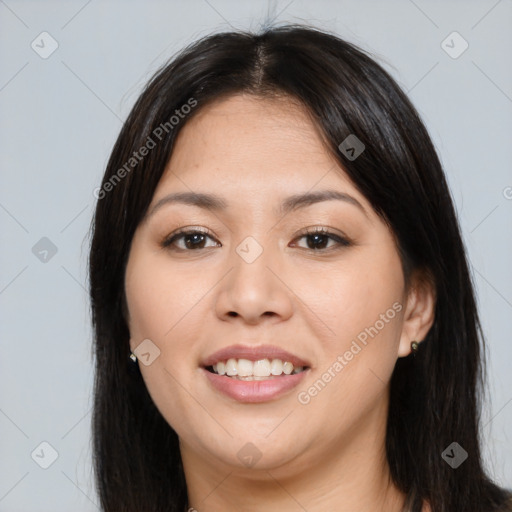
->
[180,393,408,512]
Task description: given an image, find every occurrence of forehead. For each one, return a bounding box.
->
[154,94,367,211]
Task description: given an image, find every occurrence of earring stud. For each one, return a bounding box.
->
[129,352,137,362]
[411,341,420,355]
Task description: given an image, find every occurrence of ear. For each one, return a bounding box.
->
[397,270,436,358]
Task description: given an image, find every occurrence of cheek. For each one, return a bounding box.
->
[124,243,205,433]
[295,241,405,412]
[124,239,212,401]
[125,255,171,340]
[125,240,206,343]
[300,241,404,345]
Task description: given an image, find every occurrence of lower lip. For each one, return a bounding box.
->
[202,367,309,403]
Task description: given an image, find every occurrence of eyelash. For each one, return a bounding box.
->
[160,226,351,253]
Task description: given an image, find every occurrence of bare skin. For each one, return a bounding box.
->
[124,94,435,512]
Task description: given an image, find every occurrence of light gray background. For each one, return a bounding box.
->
[1,0,511,510]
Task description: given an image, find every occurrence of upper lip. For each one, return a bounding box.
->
[201,344,311,368]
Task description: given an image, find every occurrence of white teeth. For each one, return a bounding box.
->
[225,358,238,376]
[282,362,293,375]
[237,358,253,377]
[231,375,274,381]
[253,359,271,377]
[216,361,226,375]
[210,358,306,377]
[270,359,283,375]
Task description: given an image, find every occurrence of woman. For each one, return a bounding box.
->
[88,24,512,511]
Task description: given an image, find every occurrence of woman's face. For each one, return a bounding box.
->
[125,94,427,475]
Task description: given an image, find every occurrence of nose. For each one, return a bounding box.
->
[214,240,294,325]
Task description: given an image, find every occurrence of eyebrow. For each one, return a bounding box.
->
[145,189,368,220]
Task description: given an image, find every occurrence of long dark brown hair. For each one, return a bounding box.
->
[88,24,511,512]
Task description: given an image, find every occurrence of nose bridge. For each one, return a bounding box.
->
[230,231,279,289]
[214,229,292,323]
[235,234,268,266]
[230,204,278,269]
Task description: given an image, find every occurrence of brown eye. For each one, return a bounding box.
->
[291,227,351,251]
[161,227,350,253]
[161,229,220,251]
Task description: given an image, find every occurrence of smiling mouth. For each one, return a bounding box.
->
[204,358,309,381]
